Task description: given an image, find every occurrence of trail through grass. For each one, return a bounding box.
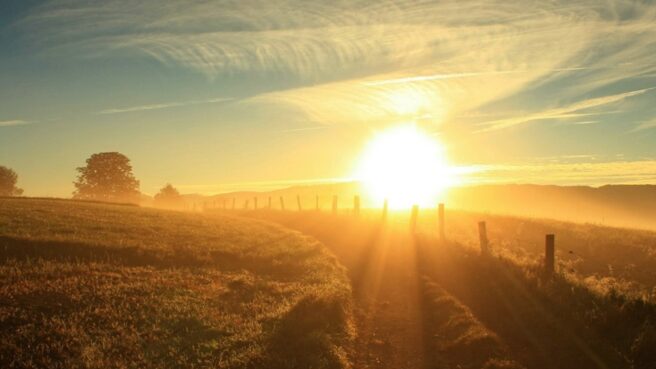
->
[239,210,429,369]
[243,209,656,369]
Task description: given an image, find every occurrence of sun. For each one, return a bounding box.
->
[355,124,455,209]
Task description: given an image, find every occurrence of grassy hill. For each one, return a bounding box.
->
[0,198,353,369]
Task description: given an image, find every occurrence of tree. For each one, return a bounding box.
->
[153,183,184,209]
[73,152,140,203]
[0,166,23,197]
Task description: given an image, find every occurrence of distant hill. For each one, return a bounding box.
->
[182,182,364,210]
[446,184,656,230]
[173,183,656,230]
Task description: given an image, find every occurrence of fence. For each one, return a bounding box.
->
[202,195,558,278]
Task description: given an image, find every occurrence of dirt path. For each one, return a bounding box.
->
[239,211,644,369]
[345,231,427,369]
[255,215,430,369]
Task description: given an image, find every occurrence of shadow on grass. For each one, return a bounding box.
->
[258,292,353,369]
[420,275,525,369]
[0,235,313,279]
[417,236,656,369]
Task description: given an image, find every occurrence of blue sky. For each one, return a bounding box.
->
[1,0,655,197]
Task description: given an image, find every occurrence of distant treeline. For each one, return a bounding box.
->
[4,153,656,229]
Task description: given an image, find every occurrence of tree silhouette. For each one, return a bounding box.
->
[153,183,184,209]
[73,152,140,203]
[0,166,23,197]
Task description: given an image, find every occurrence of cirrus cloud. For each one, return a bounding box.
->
[0,120,30,127]
[15,0,656,131]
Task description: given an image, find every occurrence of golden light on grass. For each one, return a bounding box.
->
[355,124,456,209]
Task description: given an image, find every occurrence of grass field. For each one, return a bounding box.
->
[239,208,656,369]
[0,198,353,369]
[4,199,656,369]
[432,210,656,299]
[320,207,656,299]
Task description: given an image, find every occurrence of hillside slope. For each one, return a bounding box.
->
[0,198,353,369]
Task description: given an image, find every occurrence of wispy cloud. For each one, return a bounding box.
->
[569,120,599,126]
[97,97,232,114]
[0,120,29,127]
[476,88,654,132]
[16,0,656,132]
[279,126,327,133]
[363,67,600,86]
[468,160,656,186]
[630,117,656,132]
[363,70,524,86]
[20,1,655,80]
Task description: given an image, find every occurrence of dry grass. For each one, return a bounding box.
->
[410,209,656,299]
[243,209,656,368]
[0,198,353,369]
[421,277,524,369]
[417,235,656,369]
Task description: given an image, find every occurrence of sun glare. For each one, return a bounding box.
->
[356,124,456,209]
[387,88,427,115]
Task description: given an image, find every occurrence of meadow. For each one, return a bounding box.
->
[431,210,656,299]
[3,197,656,369]
[0,198,353,369]
[240,208,656,369]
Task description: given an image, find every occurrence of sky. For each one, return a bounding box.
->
[1,0,655,197]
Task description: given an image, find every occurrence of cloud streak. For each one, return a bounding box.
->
[0,120,29,127]
[363,67,601,87]
[16,0,656,133]
[630,117,656,132]
[476,87,654,132]
[21,1,655,80]
[363,70,524,86]
[468,160,656,186]
[97,97,233,114]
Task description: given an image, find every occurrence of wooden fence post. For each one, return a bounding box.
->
[253,197,258,209]
[545,234,555,277]
[382,199,388,220]
[316,195,319,211]
[410,205,419,233]
[438,203,445,240]
[478,221,489,255]
[244,200,249,209]
[297,195,302,211]
[280,196,285,211]
[232,198,236,210]
[353,196,360,216]
[268,196,272,209]
[332,195,338,214]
